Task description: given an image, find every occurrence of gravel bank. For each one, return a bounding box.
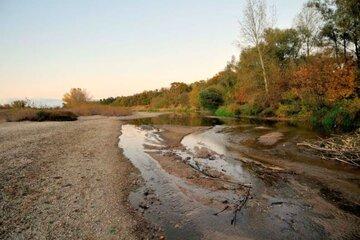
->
[0,116,155,239]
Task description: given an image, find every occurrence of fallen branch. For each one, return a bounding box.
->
[297,129,360,167]
[213,205,230,216]
[231,188,251,226]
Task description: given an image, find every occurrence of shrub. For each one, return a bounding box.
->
[281,89,299,104]
[10,99,29,108]
[0,109,36,122]
[35,110,77,121]
[237,104,251,116]
[199,88,224,111]
[215,106,235,117]
[310,104,358,132]
[259,107,275,117]
[344,98,360,120]
[0,109,78,122]
[237,104,263,116]
[67,104,131,116]
[276,103,301,117]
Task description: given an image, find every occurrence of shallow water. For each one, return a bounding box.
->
[119,114,359,239]
[119,125,247,239]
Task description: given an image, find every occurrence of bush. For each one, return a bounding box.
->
[215,106,235,117]
[199,88,224,111]
[67,104,131,116]
[0,109,36,122]
[11,99,29,108]
[237,104,263,116]
[276,103,301,117]
[281,89,299,104]
[0,109,78,122]
[35,110,77,121]
[310,104,358,132]
[259,107,275,117]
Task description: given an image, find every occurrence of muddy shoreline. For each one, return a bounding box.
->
[122,121,360,239]
[1,113,359,239]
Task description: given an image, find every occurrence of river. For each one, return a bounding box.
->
[118,113,360,240]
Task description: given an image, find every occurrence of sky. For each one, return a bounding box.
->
[0,0,308,100]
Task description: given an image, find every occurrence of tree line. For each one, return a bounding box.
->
[100,0,359,132]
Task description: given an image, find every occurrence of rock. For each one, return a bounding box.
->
[139,202,149,210]
[255,126,272,130]
[258,132,284,146]
[194,146,217,159]
[144,188,154,196]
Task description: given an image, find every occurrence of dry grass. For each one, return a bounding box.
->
[0,104,131,122]
[67,104,131,116]
[0,108,37,122]
[0,109,77,122]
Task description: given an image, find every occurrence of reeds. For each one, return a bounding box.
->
[67,104,131,116]
[0,104,131,122]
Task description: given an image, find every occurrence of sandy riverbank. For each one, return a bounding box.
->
[0,116,158,239]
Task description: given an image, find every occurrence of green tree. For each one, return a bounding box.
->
[309,0,360,66]
[264,28,302,62]
[295,4,322,57]
[199,88,224,111]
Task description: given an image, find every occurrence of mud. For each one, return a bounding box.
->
[119,114,360,240]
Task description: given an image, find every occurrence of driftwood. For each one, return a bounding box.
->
[213,205,230,216]
[297,129,360,167]
[231,188,251,226]
[188,161,252,189]
[180,151,253,224]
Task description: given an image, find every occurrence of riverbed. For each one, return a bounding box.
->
[119,113,360,240]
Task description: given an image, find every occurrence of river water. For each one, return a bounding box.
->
[118,113,360,240]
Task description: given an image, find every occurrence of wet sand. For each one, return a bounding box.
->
[124,123,360,239]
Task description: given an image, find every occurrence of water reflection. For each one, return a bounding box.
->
[125,113,224,126]
[124,113,312,131]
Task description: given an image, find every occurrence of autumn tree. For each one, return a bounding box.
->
[189,81,205,110]
[63,88,91,107]
[292,54,357,106]
[239,0,274,95]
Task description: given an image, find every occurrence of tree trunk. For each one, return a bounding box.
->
[343,38,347,61]
[256,45,269,95]
[355,38,360,69]
[306,38,310,57]
[333,32,339,60]
[355,39,360,96]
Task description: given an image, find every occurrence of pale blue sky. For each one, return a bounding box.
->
[0,0,307,99]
